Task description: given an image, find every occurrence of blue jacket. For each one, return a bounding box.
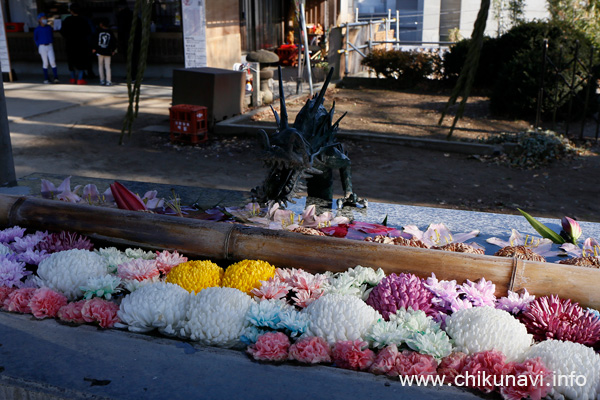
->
[34,25,54,47]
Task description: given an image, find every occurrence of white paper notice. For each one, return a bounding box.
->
[0,6,12,77]
[182,0,207,68]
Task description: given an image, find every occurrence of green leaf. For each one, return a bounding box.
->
[381,215,388,226]
[518,209,565,244]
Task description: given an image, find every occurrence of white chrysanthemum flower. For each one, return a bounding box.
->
[524,340,600,400]
[125,248,155,260]
[181,287,254,348]
[325,266,385,301]
[122,276,160,293]
[405,330,453,360]
[116,282,191,336]
[0,243,13,255]
[324,273,365,298]
[95,247,131,273]
[302,293,381,345]
[346,265,386,286]
[445,306,532,362]
[36,249,109,300]
[393,308,440,334]
[366,318,410,349]
[80,274,122,299]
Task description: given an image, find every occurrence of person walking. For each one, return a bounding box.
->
[93,18,117,86]
[60,3,92,85]
[33,13,59,84]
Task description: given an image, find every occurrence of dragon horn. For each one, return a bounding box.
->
[277,65,288,128]
[269,105,281,128]
[333,111,348,130]
[258,129,271,150]
[312,66,335,112]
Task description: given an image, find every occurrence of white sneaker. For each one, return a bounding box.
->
[43,80,50,84]
[105,81,112,86]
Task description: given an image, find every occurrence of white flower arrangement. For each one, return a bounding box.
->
[181,287,255,348]
[324,266,384,300]
[117,282,191,336]
[124,248,155,260]
[524,339,600,400]
[302,293,381,345]
[445,306,533,362]
[366,308,453,360]
[35,249,109,300]
[95,247,132,273]
[80,274,122,300]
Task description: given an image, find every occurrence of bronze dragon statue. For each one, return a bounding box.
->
[252,66,366,209]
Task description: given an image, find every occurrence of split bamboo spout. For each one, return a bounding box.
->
[1,194,599,308]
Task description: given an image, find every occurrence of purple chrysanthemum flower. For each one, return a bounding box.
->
[520,295,600,347]
[35,231,94,253]
[11,231,49,253]
[16,249,50,265]
[424,273,460,311]
[366,273,439,320]
[460,278,496,307]
[0,226,26,244]
[0,254,31,288]
[496,289,535,315]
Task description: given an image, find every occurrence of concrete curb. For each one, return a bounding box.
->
[214,121,502,156]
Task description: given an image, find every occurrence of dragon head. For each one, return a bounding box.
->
[252,67,346,207]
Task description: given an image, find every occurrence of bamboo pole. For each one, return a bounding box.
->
[1,194,600,308]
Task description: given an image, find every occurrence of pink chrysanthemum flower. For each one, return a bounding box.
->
[117,259,160,281]
[57,301,87,324]
[396,350,438,377]
[36,231,93,253]
[29,287,68,319]
[251,278,291,301]
[155,250,187,275]
[366,273,438,320]
[247,332,290,362]
[500,357,552,400]
[332,340,375,371]
[496,289,536,315]
[519,295,600,346]
[81,298,120,328]
[3,287,36,313]
[460,350,507,393]
[291,288,323,308]
[0,226,26,244]
[288,336,332,364]
[0,286,15,304]
[460,278,496,307]
[437,352,468,384]
[10,231,48,253]
[369,345,400,376]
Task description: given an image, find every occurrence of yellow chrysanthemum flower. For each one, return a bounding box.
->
[221,259,276,294]
[165,260,224,294]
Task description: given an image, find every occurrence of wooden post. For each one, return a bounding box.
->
[0,65,15,187]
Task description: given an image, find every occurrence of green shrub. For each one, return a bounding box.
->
[442,21,598,118]
[361,49,440,87]
[490,21,596,118]
[480,130,581,168]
